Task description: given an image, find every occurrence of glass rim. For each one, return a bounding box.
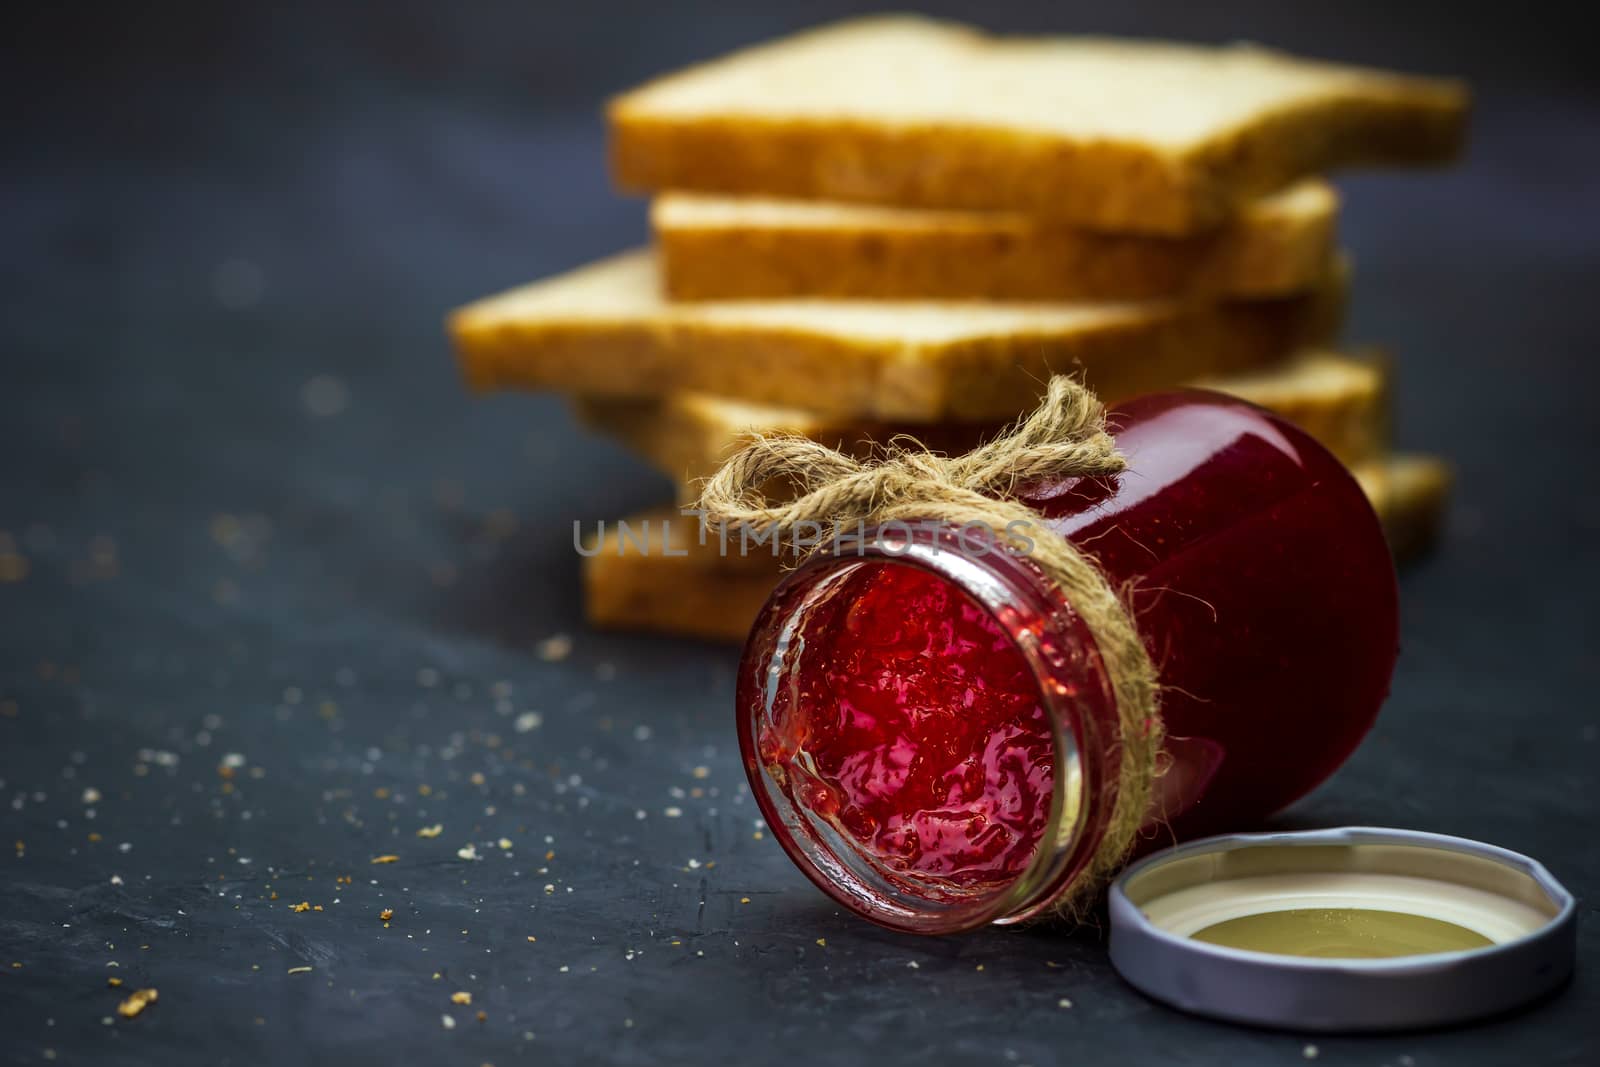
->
[734,522,1120,934]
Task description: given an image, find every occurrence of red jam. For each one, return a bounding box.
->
[738,391,1399,931]
[756,564,1055,896]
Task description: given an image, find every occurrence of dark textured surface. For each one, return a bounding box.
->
[2,4,1597,1065]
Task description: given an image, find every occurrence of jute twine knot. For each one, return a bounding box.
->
[697,377,1163,920]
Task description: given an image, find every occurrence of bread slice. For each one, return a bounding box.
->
[655,180,1338,301]
[1354,454,1452,561]
[575,349,1389,499]
[1190,349,1390,468]
[582,508,781,644]
[611,16,1467,235]
[451,249,1345,422]
[585,456,1450,642]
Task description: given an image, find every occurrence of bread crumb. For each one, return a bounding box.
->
[417,824,443,838]
[370,854,400,864]
[379,909,394,921]
[116,989,158,1018]
[287,966,313,975]
[451,992,472,1005]
[536,634,573,661]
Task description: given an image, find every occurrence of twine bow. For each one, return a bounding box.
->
[696,376,1163,920]
[698,376,1126,544]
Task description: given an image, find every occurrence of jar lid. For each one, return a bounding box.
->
[1107,827,1576,1031]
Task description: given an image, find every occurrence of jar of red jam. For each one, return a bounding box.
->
[735,390,1399,934]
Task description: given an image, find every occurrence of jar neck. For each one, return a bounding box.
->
[735,521,1126,934]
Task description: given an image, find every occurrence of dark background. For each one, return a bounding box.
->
[2,2,1597,1064]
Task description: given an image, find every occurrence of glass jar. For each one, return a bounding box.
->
[736,390,1399,934]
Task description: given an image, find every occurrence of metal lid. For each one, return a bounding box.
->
[1107,827,1577,1031]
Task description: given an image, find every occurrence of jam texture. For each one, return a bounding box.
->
[757,563,1055,894]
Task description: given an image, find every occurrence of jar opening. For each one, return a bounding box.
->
[736,528,1116,933]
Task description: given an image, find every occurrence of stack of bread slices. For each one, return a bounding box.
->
[451,16,1469,642]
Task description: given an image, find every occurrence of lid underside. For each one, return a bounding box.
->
[1107,827,1576,1032]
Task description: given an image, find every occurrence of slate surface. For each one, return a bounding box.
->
[2,3,1596,1065]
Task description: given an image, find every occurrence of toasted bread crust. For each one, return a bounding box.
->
[655,184,1339,301]
[612,94,1464,235]
[452,251,1344,422]
[575,349,1389,501]
[609,20,1467,234]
